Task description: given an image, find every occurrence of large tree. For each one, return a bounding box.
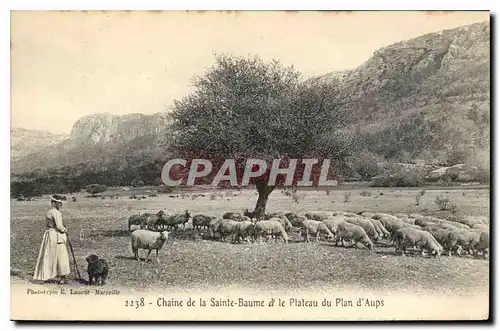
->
[168,55,354,218]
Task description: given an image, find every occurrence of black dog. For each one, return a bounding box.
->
[85,254,109,286]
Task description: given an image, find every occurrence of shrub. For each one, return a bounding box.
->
[349,151,385,181]
[435,195,457,212]
[291,191,306,204]
[343,191,351,203]
[131,178,145,187]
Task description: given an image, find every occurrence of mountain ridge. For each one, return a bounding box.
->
[11,21,490,180]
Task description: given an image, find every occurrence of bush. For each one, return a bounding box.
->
[131,178,145,187]
[291,191,306,204]
[85,184,107,196]
[349,151,385,181]
[343,191,351,202]
[435,195,457,213]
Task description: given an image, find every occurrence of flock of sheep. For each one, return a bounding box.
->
[125,208,490,262]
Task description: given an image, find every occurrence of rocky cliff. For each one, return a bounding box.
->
[313,21,489,124]
[11,112,173,173]
[313,21,490,167]
[11,128,68,162]
[69,112,172,147]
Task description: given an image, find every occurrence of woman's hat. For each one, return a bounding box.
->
[50,194,64,203]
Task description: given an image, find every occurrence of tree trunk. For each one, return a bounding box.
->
[253,181,275,220]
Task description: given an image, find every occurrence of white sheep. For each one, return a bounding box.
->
[131,229,171,263]
[332,211,358,217]
[345,216,380,242]
[304,211,334,221]
[268,216,293,232]
[335,222,374,250]
[299,219,334,243]
[394,227,443,257]
[321,216,347,235]
[366,218,390,238]
[233,220,256,243]
[254,220,289,243]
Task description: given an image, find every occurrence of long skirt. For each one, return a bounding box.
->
[33,229,71,281]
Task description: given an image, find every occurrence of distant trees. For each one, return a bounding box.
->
[85,184,108,196]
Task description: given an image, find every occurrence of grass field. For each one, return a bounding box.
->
[10,186,490,295]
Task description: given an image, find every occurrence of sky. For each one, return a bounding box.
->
[10,10,489,135]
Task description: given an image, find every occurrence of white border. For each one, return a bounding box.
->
[3,1,498,330]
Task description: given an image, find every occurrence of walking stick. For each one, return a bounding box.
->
[67,236,82,281]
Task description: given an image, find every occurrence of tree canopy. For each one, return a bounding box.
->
[168,54,354,217]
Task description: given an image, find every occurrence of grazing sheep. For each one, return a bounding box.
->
[360,212,376,219]
[218,219,240,242]
[268,216,293,232]
[162,210,191,230]
[386,223,422,245]
[447,229,481,256]
[399,217,416,225]
[223,212,244,221]
[209,218,223,239]
[416,219,460,232]
[128,213,149,230]
[472,223,489,233]
[332,211,357,217]
[394,227,443,257]
[408,213,425,220]
[305,211,334,221]
[285,213,306,227]
[321,216,347,235]
[446,215,488,228]
[474,232,489,259]
[423,226,456,256]
[142,210,167,230]
[335,222,374,250]
[376,216,405,234]
[192,214,216,231]
[345,216,380,242]
[264,211,287,220]
[233,220,256,243]
[243,209,256,219]
[464,216,489,225]
[298,219,334,243]
[254,220,289,243]
[444,221,471,230]
[415,216,470,230]
[373,213,399,221]
[130,230,171,262]
[366,218,390,238]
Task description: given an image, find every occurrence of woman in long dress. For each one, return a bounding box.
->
[33,194,71,284]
